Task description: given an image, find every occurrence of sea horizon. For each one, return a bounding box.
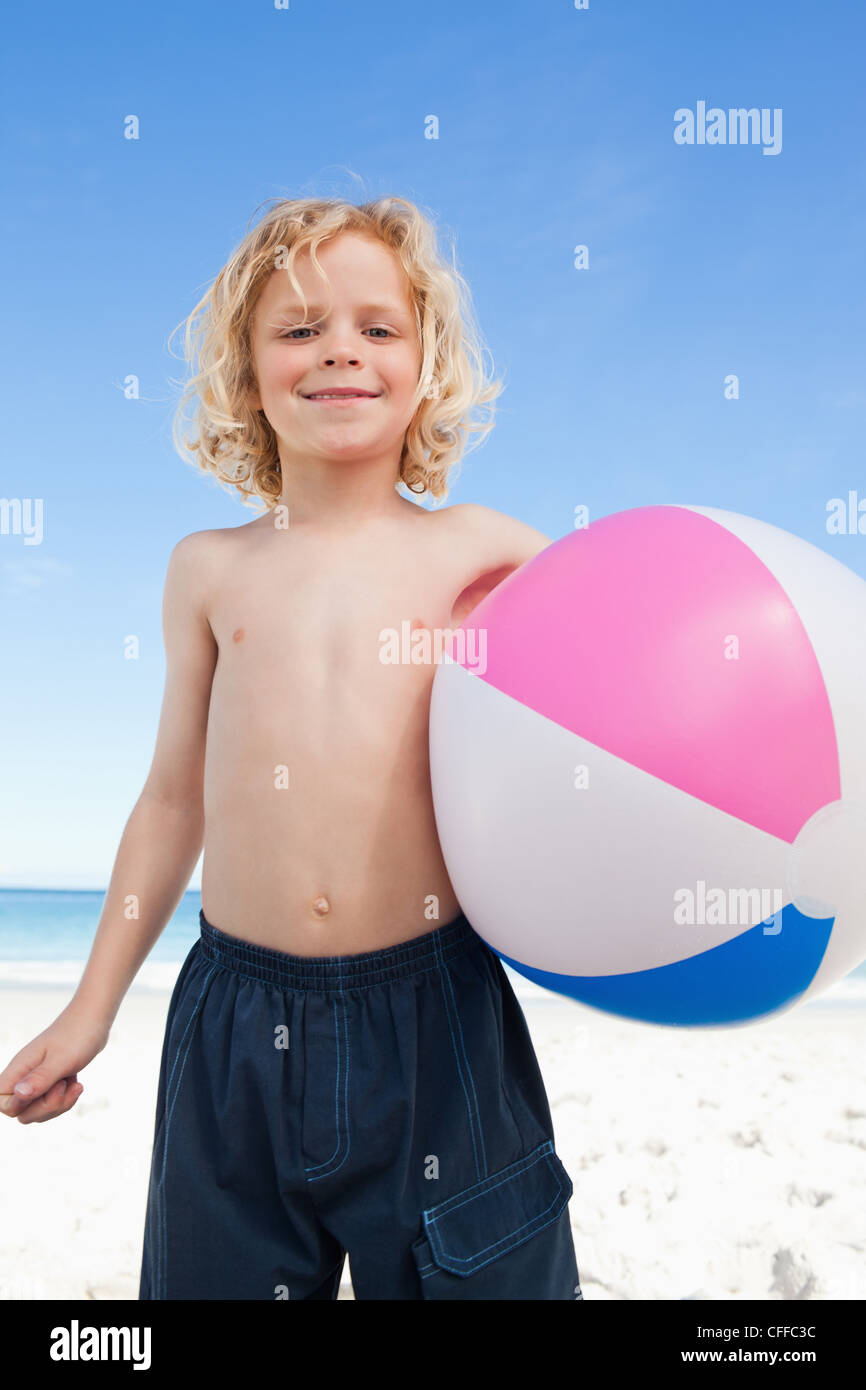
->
[1,886,864,1008]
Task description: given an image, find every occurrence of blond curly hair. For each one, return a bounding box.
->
[169,195,503,511]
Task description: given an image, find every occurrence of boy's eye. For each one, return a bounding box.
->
[279,326,394,339]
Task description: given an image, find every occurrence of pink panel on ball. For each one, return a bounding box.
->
[453,505,838,843]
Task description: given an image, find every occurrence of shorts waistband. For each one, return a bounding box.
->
[197,908,482,991]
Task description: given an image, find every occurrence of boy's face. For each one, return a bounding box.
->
[247,232,423,474]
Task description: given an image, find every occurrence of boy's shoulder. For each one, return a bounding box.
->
[172,518,261,548]
[437,503,553,570]
[168,520,261,566]
[163,525,252,614]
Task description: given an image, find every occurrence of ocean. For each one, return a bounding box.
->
[0,888,202,990]
[1,888,864,1008]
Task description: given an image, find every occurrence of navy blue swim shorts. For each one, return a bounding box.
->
[138,909,582,1300]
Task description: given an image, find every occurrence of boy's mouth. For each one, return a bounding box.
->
[302,388,381,400]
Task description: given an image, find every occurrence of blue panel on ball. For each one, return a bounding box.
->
[488,903,835,1028]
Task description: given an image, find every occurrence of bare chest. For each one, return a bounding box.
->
[207,543,468,730]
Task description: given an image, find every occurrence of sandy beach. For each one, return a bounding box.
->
[1,981,864,1301]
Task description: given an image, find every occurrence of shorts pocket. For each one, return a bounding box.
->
[410,1139,580,1300]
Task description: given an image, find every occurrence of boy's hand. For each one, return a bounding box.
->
[0,1002,111,1124]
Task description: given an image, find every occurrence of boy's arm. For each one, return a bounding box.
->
[0,534,218,1121]
[68,531,219,1027]
[449,504,553,626]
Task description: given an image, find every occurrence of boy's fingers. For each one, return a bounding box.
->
[15,1078,76,1125]
[41,1080,84,1122]
[2,1071,82,1120]
[55,1080,83,1112]
[0,1076,50,1119]
[10,1064,53,1103]
[0,1087,44,1119]
[0,1056,38,1096]
[0,1044,49,1092]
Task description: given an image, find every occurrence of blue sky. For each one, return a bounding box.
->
[1,0,864,887]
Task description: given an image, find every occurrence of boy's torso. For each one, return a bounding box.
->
[197,502,506,955]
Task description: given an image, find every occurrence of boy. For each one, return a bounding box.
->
[1,196,581,1300]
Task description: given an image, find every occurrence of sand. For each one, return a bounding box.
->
[1,983,863,1300]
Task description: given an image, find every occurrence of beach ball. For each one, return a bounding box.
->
[429,504,866,1028]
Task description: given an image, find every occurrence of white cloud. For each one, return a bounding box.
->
[0,556,74,595]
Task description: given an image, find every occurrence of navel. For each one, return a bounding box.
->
[311,895,330,918]
[232,628,245,643]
